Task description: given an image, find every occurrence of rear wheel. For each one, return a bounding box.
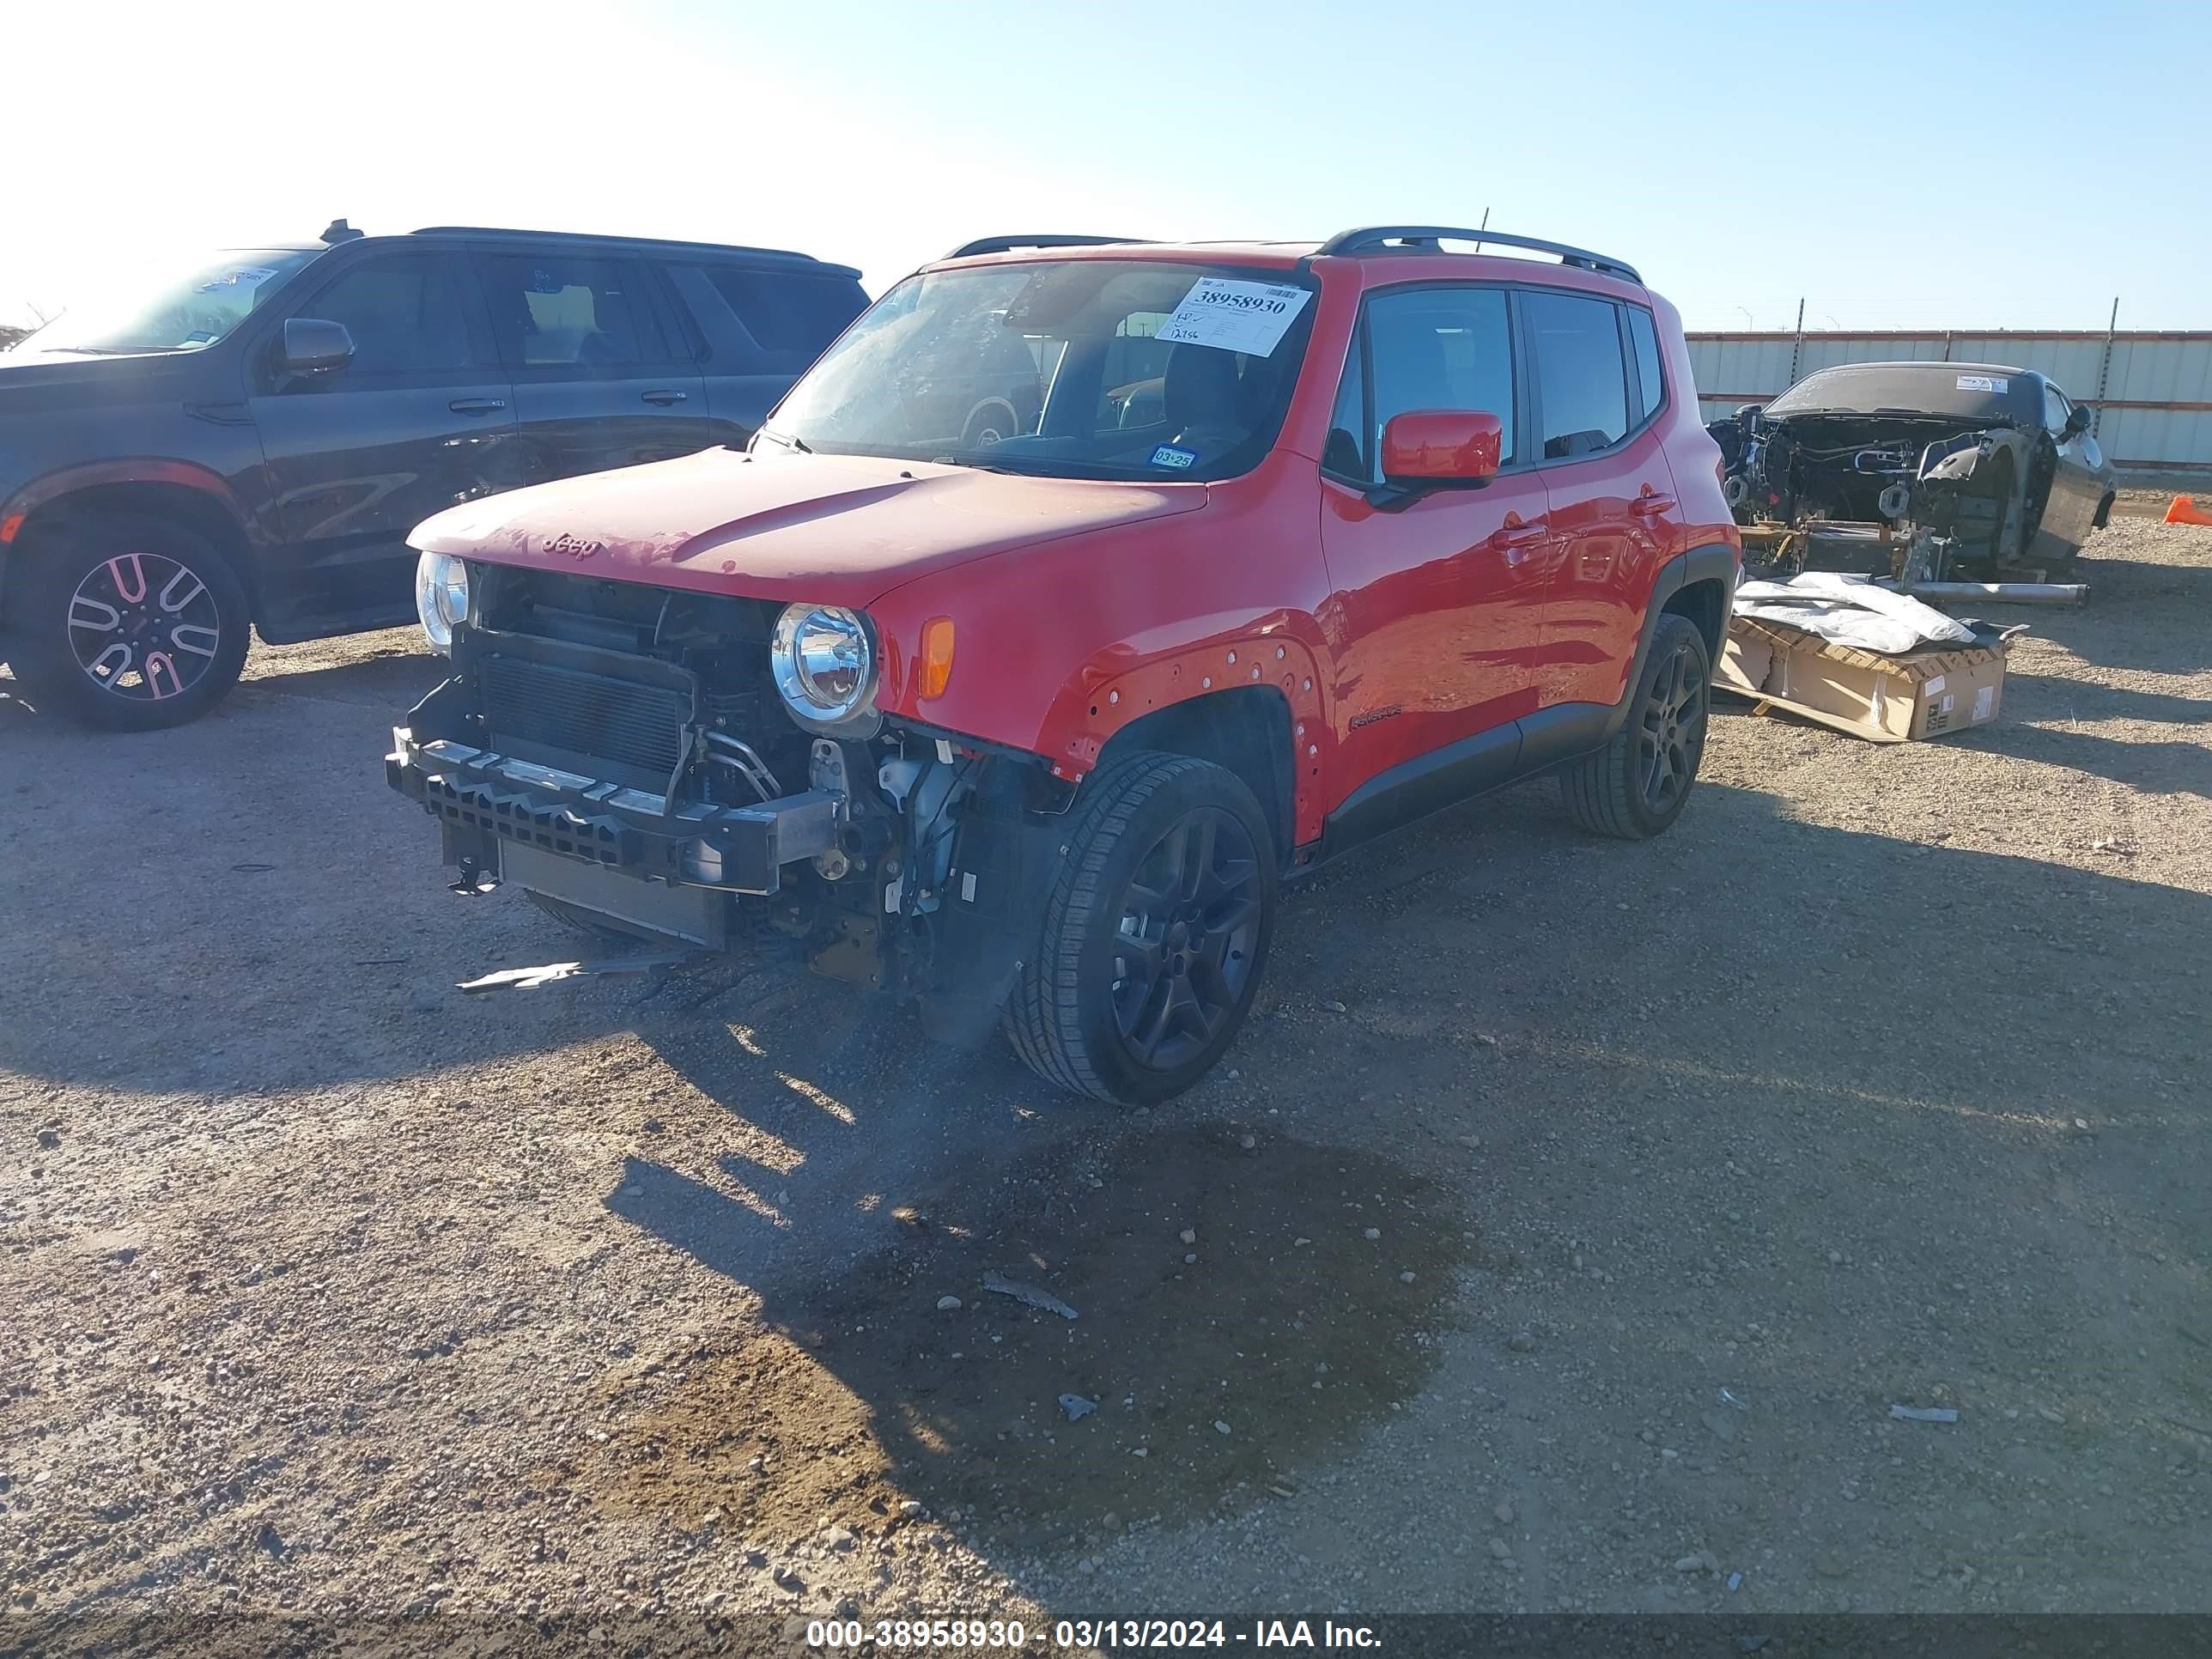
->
[1560,612,1711,840]
[1006,751,1275,1105]
[3,513,250,732]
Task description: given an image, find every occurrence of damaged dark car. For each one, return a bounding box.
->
[1708,361,2117,581]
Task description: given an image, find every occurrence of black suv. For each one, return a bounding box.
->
[0,222,866,730]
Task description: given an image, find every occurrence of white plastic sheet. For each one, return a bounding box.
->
[1733,572,1976,655]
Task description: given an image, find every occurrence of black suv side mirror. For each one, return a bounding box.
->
[280,317,356,375]
[2063,404,2092,439]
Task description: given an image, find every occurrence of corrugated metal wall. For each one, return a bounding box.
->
[1686,331,2212,473]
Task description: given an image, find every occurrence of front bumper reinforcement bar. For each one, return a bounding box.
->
[386,728,840,897]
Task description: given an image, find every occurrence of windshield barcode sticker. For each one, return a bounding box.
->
[1955,374,2008,392]
[1158,278,1312,356]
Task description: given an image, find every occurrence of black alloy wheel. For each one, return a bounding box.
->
[1005,751,1278,1104]
[1638,633,1706,815]
[1559,611,1711,841]
[1109,806,1263,1071]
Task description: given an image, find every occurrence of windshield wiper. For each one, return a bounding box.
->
[758,428,812,454]
[931,454,1022,474]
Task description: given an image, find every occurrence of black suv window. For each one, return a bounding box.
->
[297,253,476,374]
[1526,289,1629,459]
[482,254,652,368]
[1331,286,1516,483]
[1626,306,1664,422]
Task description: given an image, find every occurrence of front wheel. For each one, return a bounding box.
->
[1005,752,1276,1105]
[1559,611,1711,840]
[3,513,250,732]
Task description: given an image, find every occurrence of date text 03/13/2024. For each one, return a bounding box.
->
[805,1619,1382,1649]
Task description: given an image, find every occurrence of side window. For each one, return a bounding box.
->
[1525,289,1630,459]
[700,266,868,374]
[295,253,475,375]
[481,254,651,368]
[2043,381,2072,435]
[1626,306,1665,422]
[1352,286,1516,484]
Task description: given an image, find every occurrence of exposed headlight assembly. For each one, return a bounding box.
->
[415,552,471,654]
[772,602,878,731]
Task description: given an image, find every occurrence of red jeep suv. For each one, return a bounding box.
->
[387,227,1739,1104]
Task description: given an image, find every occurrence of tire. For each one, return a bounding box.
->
[1560,612,1711,841]
[1005,751,1276,1106]
[960,399,1019,448]
[3,513,250,732]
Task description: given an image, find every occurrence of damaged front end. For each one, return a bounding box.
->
[385,563,1071,1047]
[1709,403,2042,583]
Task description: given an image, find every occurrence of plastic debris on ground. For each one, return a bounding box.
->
[1889,1404,1960,1424]
[981,1271,1079,1320]
[1058,1394,1097,1422]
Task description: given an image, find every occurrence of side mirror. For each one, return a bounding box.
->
[280,317,355,375]
[1381,410,1503,485]
[2063,404,2092,439]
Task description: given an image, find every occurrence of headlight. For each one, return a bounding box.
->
[415,552,471,654]
[772,603,876,726]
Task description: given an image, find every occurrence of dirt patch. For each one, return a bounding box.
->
[4,524,2210,1622]
[576,1125,1475,1546]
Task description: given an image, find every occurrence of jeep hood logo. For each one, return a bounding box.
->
[542,532,604,559]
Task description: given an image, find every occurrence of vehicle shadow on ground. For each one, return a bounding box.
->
[0,653,647,1095]
[2001,672,2212,729]
[1960,719,2212,797]
[588,779,2210,1577]
[2038,547,2212,673]
[236,641,445,711]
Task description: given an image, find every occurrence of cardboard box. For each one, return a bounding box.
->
[1714,615,2010,743]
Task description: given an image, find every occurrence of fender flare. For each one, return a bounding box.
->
[1601,542,1740,739]
[1037,621,1334,844]
[0,455,258,571]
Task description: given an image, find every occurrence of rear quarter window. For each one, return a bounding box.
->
[1627,307,1665,422]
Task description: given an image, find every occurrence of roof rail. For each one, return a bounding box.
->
[410,226,840,265]
[1316,225,1640,284]
[943,234,1147,259]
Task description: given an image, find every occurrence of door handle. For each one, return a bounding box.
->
[448,398,507,416]
[1488,521,1548,551]
[641,389,690,406]
[1629,494,1678,517]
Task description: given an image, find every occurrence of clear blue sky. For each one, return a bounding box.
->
[9,0,2208,331]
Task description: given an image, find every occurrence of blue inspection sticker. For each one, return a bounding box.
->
[1150,444,1199,471]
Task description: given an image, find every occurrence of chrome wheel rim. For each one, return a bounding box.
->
[1109,807,1261,1071]
[67,552,223,702]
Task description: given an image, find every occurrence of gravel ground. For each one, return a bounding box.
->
[3,519,2208,1645]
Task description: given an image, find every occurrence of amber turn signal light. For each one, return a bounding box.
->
[918,617,956,700]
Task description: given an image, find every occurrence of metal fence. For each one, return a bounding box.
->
[1685,330,2212,476]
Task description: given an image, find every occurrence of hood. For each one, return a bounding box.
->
[0,346,200,407]
[408,446,1206,609]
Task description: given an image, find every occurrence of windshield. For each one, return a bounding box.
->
[761,258,1318,483]
[1765,363,2027,424]
[21,249,321,356]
